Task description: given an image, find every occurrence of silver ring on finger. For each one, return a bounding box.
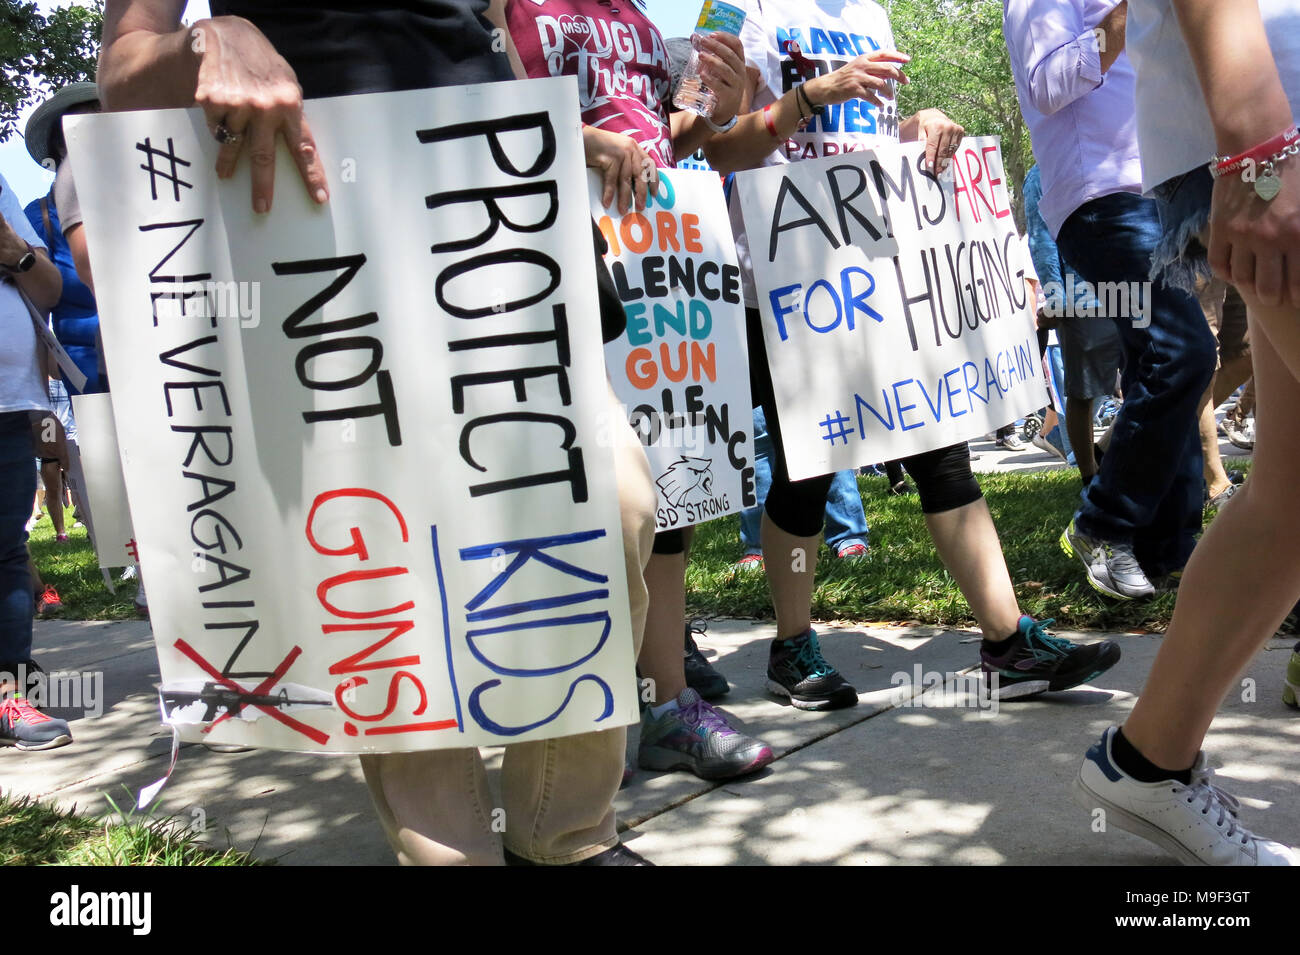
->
[213,122,242,146]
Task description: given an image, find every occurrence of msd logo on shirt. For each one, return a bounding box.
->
[507,0,674,168]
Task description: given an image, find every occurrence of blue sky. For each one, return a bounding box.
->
[3,0,697,207]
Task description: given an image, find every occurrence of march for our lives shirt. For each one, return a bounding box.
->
[507,0,675,169]
[731,0,901,304]
[739,0,900,165]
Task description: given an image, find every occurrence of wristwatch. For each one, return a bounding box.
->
[703,112,738,134]
[2,242,37,275]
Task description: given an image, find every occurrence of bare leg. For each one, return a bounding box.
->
[1042,405,1060,437]
[1199,376,1233,497]
[40,461,65,537]
[760,512,820,640]
[1212,353,1253,407]
[1123,302,1300,769]
[638,536,692,705]
[1065,397,1097,480]
[924,499,1022,642]
[1237,376,1257,417]
[1096,420,1115,454]
[27,555,44,593]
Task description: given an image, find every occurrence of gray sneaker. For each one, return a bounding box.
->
[1059,519,1155,600]
[638,688,774,780]
[0,694,72,751]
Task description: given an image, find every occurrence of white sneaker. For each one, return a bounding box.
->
[1074,726,1298,866]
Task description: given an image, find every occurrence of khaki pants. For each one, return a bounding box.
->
[360,381,655,865]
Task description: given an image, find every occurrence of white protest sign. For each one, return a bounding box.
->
[69,392,136,570]
[66,77,638,753]
[737,137,1048,481]
[591,168,755,531]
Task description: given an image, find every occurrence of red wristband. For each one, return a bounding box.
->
[762,103,780,139]
[1212,125,1300,178]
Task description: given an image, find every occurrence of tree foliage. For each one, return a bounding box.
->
[0,0,104,146]
[888,0,1032,228]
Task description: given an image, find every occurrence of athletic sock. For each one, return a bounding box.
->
[1112,725,1192,785]
[980,629,1021,658]
[648,698,680,719]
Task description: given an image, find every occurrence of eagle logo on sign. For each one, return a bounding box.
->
[656,456,714,506]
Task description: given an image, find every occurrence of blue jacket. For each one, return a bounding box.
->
[25,190,105,394]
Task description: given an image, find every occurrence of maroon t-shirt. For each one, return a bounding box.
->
[506,0,675,168]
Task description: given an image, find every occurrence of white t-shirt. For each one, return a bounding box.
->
[1129,0,1300,191]
[730,0,901,305]
[0,174,51,415]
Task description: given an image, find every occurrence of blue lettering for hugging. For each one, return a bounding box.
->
[769,266,884,341]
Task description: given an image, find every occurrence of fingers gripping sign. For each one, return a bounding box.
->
[913,108,965,175]
[190,17,330,213]
[584,125,660,215]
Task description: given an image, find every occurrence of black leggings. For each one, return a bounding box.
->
[745,308,983,537]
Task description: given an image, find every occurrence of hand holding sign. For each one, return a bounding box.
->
[584,125,659,215]
[189,16,330,214]
[908,108,966,175]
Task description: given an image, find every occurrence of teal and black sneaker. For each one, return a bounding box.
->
[766,629,858,711]
[981,616,1121,700]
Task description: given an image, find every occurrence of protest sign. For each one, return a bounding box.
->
[60,439,115,593]
[737,137,1047,480]
[70,392,136,572]
[592,168,755,531]
[65,77,638,753]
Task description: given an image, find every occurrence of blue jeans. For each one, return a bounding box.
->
[1,412,36,670]
[738,406,869,555]
[1044,343,1076,464]
[1057,192,1217,575]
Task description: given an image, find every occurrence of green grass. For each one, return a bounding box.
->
[686,468,1244,633]
[27,511,139,620]
[32,464,1244,632]
[0,792,261,866]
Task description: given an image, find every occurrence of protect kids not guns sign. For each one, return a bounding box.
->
[592,169,756,531]
[737,137,1047,481]
[65,78,638,753]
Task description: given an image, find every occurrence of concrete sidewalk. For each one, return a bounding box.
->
[5,616,1297,865]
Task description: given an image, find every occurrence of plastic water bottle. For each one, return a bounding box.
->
[672,0,747,119]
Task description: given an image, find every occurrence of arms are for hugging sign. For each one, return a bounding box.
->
[66,78,638,753]
[737,137,1047,481]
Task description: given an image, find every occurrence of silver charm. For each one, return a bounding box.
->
[1255,170,1281,201]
